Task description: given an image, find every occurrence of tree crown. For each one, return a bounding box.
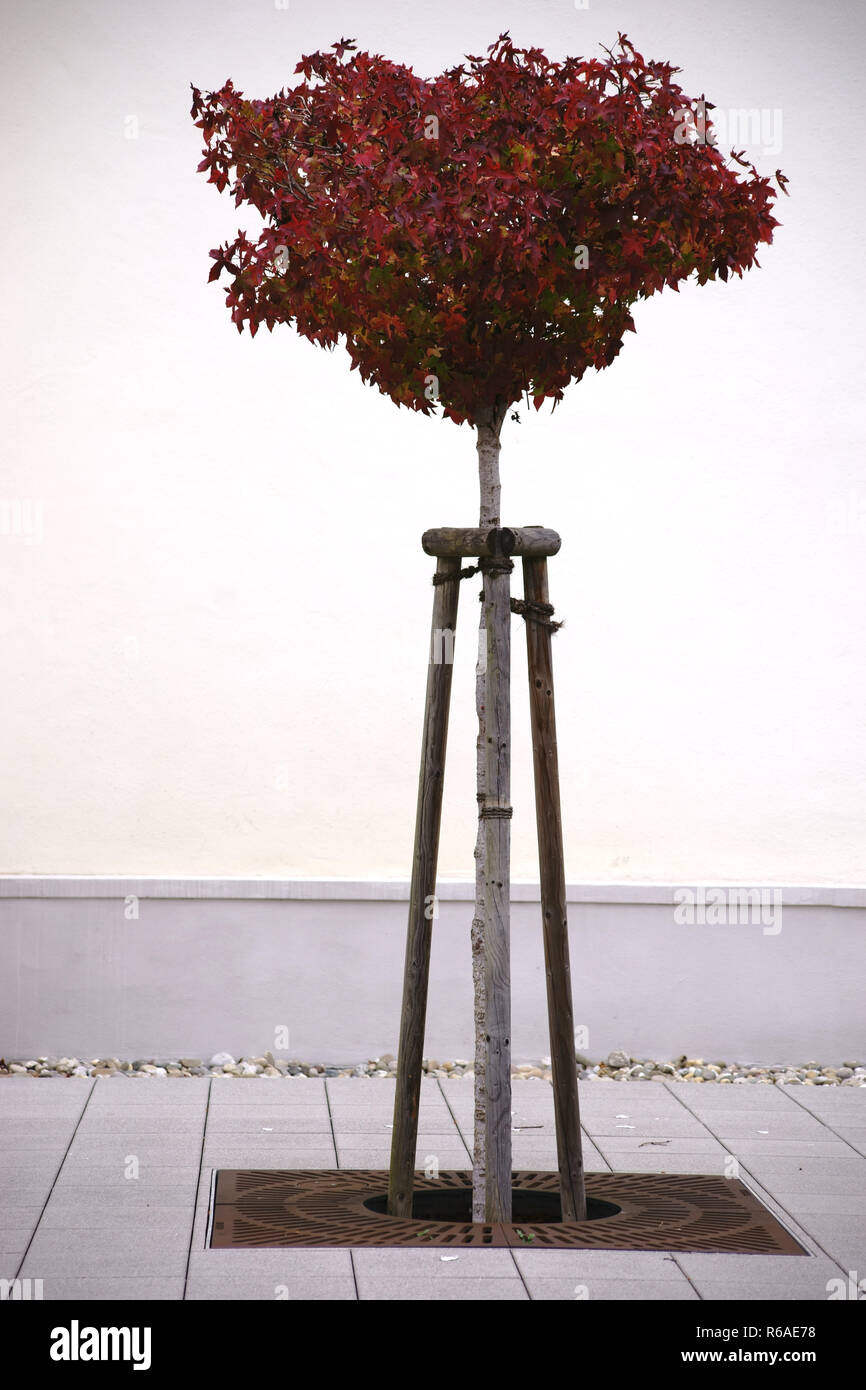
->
[192,32,783,427]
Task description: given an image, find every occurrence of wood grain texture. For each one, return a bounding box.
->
[478,560,513,1224]
[422,526,561,558]
[521,555,587,1222]
[471,406,512,1224]
[387,555,462,1217]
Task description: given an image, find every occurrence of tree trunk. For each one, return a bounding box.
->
[472,404,512,1223]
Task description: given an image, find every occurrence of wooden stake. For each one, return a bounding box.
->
[521,556,587,1222]
[388,556,462,1217]
[477,556,513,1223]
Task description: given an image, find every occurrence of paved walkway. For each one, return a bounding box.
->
[2,1077,864,1300]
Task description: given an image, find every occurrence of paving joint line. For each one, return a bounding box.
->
[14,1078,96,1280]
[436,1077,474,1164]
[323,1079,342,1169]
[581,1123,613,1171]
[778,1087,866,1161]
[348,1249,360,1301]
[326,1080,360,1295]
[668,1253,704,1299]
[183,1076,212,1298]
[660,1080,851,1278]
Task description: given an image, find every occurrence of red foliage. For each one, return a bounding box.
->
[191,33,782,427]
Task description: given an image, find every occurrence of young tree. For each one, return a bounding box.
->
[192,31,783,1220]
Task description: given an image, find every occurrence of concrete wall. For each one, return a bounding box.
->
[1,880,863,1063]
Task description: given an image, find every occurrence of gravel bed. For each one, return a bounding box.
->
[1,1051,864,1085]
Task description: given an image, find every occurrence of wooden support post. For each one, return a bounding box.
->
[422,526,561,558]
[521,556,587,1222]
[476,554,513,1224]
[388,556,462,1217]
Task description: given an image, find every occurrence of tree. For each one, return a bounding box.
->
[192,30,783,1220]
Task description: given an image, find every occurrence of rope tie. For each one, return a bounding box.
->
[432,563,481,586]
[477,804,514,819]
[510,597,563,633]
[478,555,515,579]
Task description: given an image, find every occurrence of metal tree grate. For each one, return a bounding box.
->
[209,1170,807,1254]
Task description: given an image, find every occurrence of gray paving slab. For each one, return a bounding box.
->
[580,1091,702,1108]
[0,1139,78,1154]
[187,1247,352,1274]
[208,1100,330,1112]
[769,1192,866,1215]
[579,1095,709,1112]
[736,1155,866,1194]
[20,1238,189,1278]
[699,1116,834,1140]
[0,1080,92,1110]
[324,1081,410,1105]
[202,1146,338,1167]
[1,1182,70,1206]
[688,1280,832,1300]
[601,1153,734,1175]
[0,1117,81,1138]
[357,1276,528,1299]
[205,1113,332,1133]
[209,1080,326,1103]
[73,1112,204,1134]
[90,1077,210,1091]
[328,1099,448,1116]
[0,1231,33,1257]
[674,1251,842,1286]
[39,1277,186,1300]
[513,1249,688,1279]
[350,1246,518,1275]
[584,1115,713,1137]
[330,1123,461,1145]
[62,1137,200,1157]
[799,1111,866,1131]
[43,1171,197,1198]
[80,1106,207,1123]
[684,1100,836,1123]
[503,1134,569,1153]
[36,1204,195,1232]
[785,1088,866,1111]
[669,1084,802,1109]
[720,1138,854,1157]
[596,1135,729,1154]
[328,1115,454,1136]
[203,1154,338,1173]
[203,1131,336,1151]
[528,1277,700,1300]
[503,1144,613,1172]
[185,1275,357,1299]
[0,1205,44,1230]
[821,1127,866,1155]
[51,1168,202,1192]
[88,1092,210,1110]
[334,1147,471,1169]
[23,1221,189,1254]
[788,1215,866,1266]
[0,1157,68,1179]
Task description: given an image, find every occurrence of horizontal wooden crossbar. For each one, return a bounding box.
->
[421,526,561,558]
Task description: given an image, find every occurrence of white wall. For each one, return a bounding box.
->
[2,0,864,883]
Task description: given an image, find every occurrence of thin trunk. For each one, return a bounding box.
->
[472,404,512,1223]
